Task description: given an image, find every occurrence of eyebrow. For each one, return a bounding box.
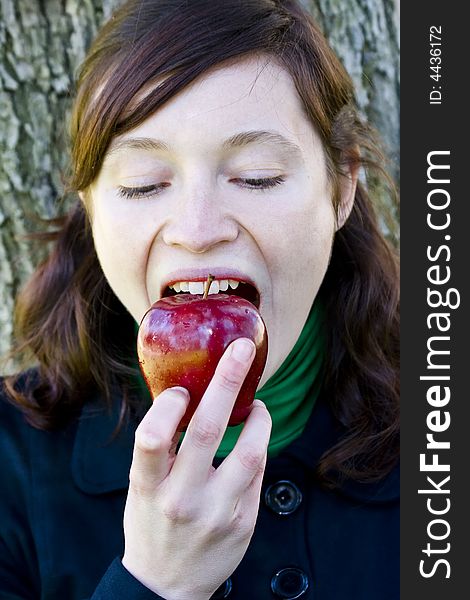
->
[105,130,303,161]
[222,130,303,159]
[106,137,171,156]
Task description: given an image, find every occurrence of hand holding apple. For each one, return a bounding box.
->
[137,274,268,429]
[123,332,272,599]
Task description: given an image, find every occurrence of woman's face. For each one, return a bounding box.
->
[88,56,351,388]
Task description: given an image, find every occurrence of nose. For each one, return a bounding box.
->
[162,183,239,253]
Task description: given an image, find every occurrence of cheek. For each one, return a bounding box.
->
[89,199,156,317]
[91,197,153,263]
[92,212,131,267]
[263,196,336,288]
[258,198,334,382]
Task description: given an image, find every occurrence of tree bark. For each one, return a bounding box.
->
[302,0,400,235]
[0,0,399,372]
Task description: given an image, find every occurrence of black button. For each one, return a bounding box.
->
[211,577,232,598]
[265,480,302,515]
[271,567,309,599]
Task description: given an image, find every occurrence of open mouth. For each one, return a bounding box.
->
[162,279,261,309]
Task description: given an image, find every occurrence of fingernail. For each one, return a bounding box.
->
[169,386,190,398]
[231,339,255,362]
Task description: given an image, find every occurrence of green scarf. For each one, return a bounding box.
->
[133,299,325,458]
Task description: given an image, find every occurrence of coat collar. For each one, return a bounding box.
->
[71,391,136,494]
[71,389,399,503]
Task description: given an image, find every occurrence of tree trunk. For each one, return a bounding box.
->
[302,0,400,234]
[0,0,399,372]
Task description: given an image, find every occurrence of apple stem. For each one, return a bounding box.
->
[203,274,214,299]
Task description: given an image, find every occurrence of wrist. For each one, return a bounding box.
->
[121,555,210,600]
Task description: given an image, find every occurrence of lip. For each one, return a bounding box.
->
[159,267,260,300]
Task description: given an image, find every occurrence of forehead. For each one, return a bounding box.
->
[111,56,316,151]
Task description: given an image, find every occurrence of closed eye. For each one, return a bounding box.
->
[117,183,170,199]
[234,176,285,190]
[117,175,285,200]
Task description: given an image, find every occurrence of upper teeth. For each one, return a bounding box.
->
[169,279,240,295]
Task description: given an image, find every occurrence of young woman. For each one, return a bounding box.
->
[0,1,399,598]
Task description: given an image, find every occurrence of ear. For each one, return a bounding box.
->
[335,157,359,232]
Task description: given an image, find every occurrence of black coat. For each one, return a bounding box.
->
[0,374,399,600]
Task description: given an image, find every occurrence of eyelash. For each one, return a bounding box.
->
[116,176,285,200]
[237,176,285,190]
[116,182,170,199]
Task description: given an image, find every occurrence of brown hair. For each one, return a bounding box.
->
[5,0,399,484]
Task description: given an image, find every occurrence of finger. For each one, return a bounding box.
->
[243,444,268,509]
[173,338,256,485]
[215,399,272,499]
[129,386,190,495]
[228,448,268,536]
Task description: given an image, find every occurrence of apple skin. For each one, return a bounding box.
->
[137,293,268,430]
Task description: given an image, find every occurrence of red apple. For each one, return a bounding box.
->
[137,277,268,430]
